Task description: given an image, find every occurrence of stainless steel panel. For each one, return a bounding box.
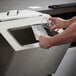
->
[0,34,15,76]
[6,44,69,76]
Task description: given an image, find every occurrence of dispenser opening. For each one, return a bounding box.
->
[8,26,38,46]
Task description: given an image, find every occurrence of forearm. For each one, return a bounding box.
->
[50,22,76,46]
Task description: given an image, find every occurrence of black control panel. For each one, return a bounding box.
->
[48,3,76,9]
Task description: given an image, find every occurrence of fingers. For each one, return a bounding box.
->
[49,19,58,31]
[49,17,59,31]
[39,35,51,49]
[49,17,56,29]
[39,35,46,48]
[50,25,58,31]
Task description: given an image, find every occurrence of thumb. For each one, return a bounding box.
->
[49,17,57,21]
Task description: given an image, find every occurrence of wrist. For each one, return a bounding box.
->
[66,16,76,26]
[49,36,57,46]
[65,19,70,25]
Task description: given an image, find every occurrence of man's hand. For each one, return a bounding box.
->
[39,35,51,49]
[49,17,68,31]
